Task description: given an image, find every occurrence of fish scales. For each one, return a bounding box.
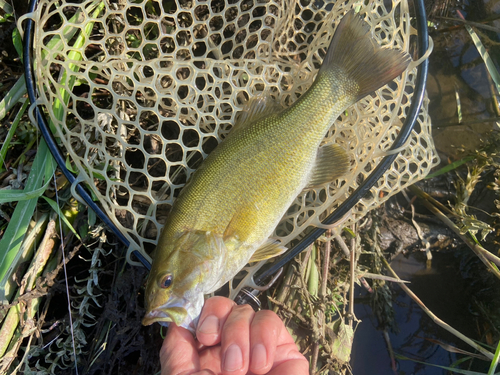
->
[165,67,355,243]
[143,10,411,331]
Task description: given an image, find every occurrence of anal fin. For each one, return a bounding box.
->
[249,239,287,263]
[305,144,350,189]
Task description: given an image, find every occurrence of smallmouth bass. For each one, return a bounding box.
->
[142,10,411,331]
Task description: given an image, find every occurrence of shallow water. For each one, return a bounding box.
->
[351,251,489,374]
[427,0,500,158]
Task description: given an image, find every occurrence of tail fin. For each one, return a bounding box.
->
[319,10,411,101]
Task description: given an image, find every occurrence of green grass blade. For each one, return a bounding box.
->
[0,0,104,363]
[40,0,102,61]
[0,0,13,14]
[464,24,500,95]
[52,1,106,122]
[0,302,21,357]
[0,214,53,357]
[0,182,52,202]
[0,75,27,121]
[0,126,57,201]
[488,341,500,375]
[307,245,319,296]
[396,353,497,374]
[0,140,56,301]
[42,197,82,241]
[425,155,476,179]
[12,28,22,62]
[0,214,48,318]
[0,185,49,202]
[0,99,29,171]
[449,356,479,368]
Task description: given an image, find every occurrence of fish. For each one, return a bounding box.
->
[142,10,411,331]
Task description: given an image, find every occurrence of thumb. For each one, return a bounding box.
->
[160,324,201,375]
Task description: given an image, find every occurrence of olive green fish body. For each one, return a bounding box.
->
[143,10,411,331]
[165,69,353,242]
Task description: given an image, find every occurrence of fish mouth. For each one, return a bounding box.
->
[142,309,174,326]
[142,305,197,332]
[142,293,204,333]
[142,306,187,325]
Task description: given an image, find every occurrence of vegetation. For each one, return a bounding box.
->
[0,1,499,374]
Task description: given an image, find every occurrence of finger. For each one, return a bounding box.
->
[160,324,200,375]
[197,296,236,346]
[249,313,301,374]
[248,310,283,374]
[198,346,222,374]
[268,356,309,375]
[277,321,298,345]
[221,304,255,375]
[270,343,308,374]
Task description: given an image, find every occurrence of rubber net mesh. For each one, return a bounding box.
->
[32,0,439,264]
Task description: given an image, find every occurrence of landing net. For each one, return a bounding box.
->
[31,0,439,264]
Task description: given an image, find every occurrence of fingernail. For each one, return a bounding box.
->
[251,343,267,370]
[223,344,243,372]
[198,315,219,334]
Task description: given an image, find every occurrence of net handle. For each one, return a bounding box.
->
[22,0,151,270]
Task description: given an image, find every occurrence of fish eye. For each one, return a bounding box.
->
[159,274,173,289]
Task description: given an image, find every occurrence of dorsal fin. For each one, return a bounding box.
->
[236,95,283,128]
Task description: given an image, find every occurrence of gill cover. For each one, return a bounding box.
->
[143,231,228,332]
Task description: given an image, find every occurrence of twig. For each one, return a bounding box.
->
[320,232,331,298]
[22,219,59,296]
[435,16,500,33]
[10,329,34,375]
[302,244,314,279]
[296,264,332,355]
[381,257,495,360]
[0,242,81,312]
[349,235,355,327]
[334,231,351,258]
[311,344,320,375]
[333,231,356,325]
[409,185,500,278]
[356,272,410,284]
[267,296,307,324]
[297,263,318,333]
[272,265,294,314]
[402,190,431,260]
[311,233,332,374]
[383,330,398,374]
[434,117,500,128]
[408,184,456,217]
[0,216,59,357]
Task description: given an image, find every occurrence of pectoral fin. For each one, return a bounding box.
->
[305,144,349,189]
[249,239,287,263]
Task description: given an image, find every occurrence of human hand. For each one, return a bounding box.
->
[160,296,309,375]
